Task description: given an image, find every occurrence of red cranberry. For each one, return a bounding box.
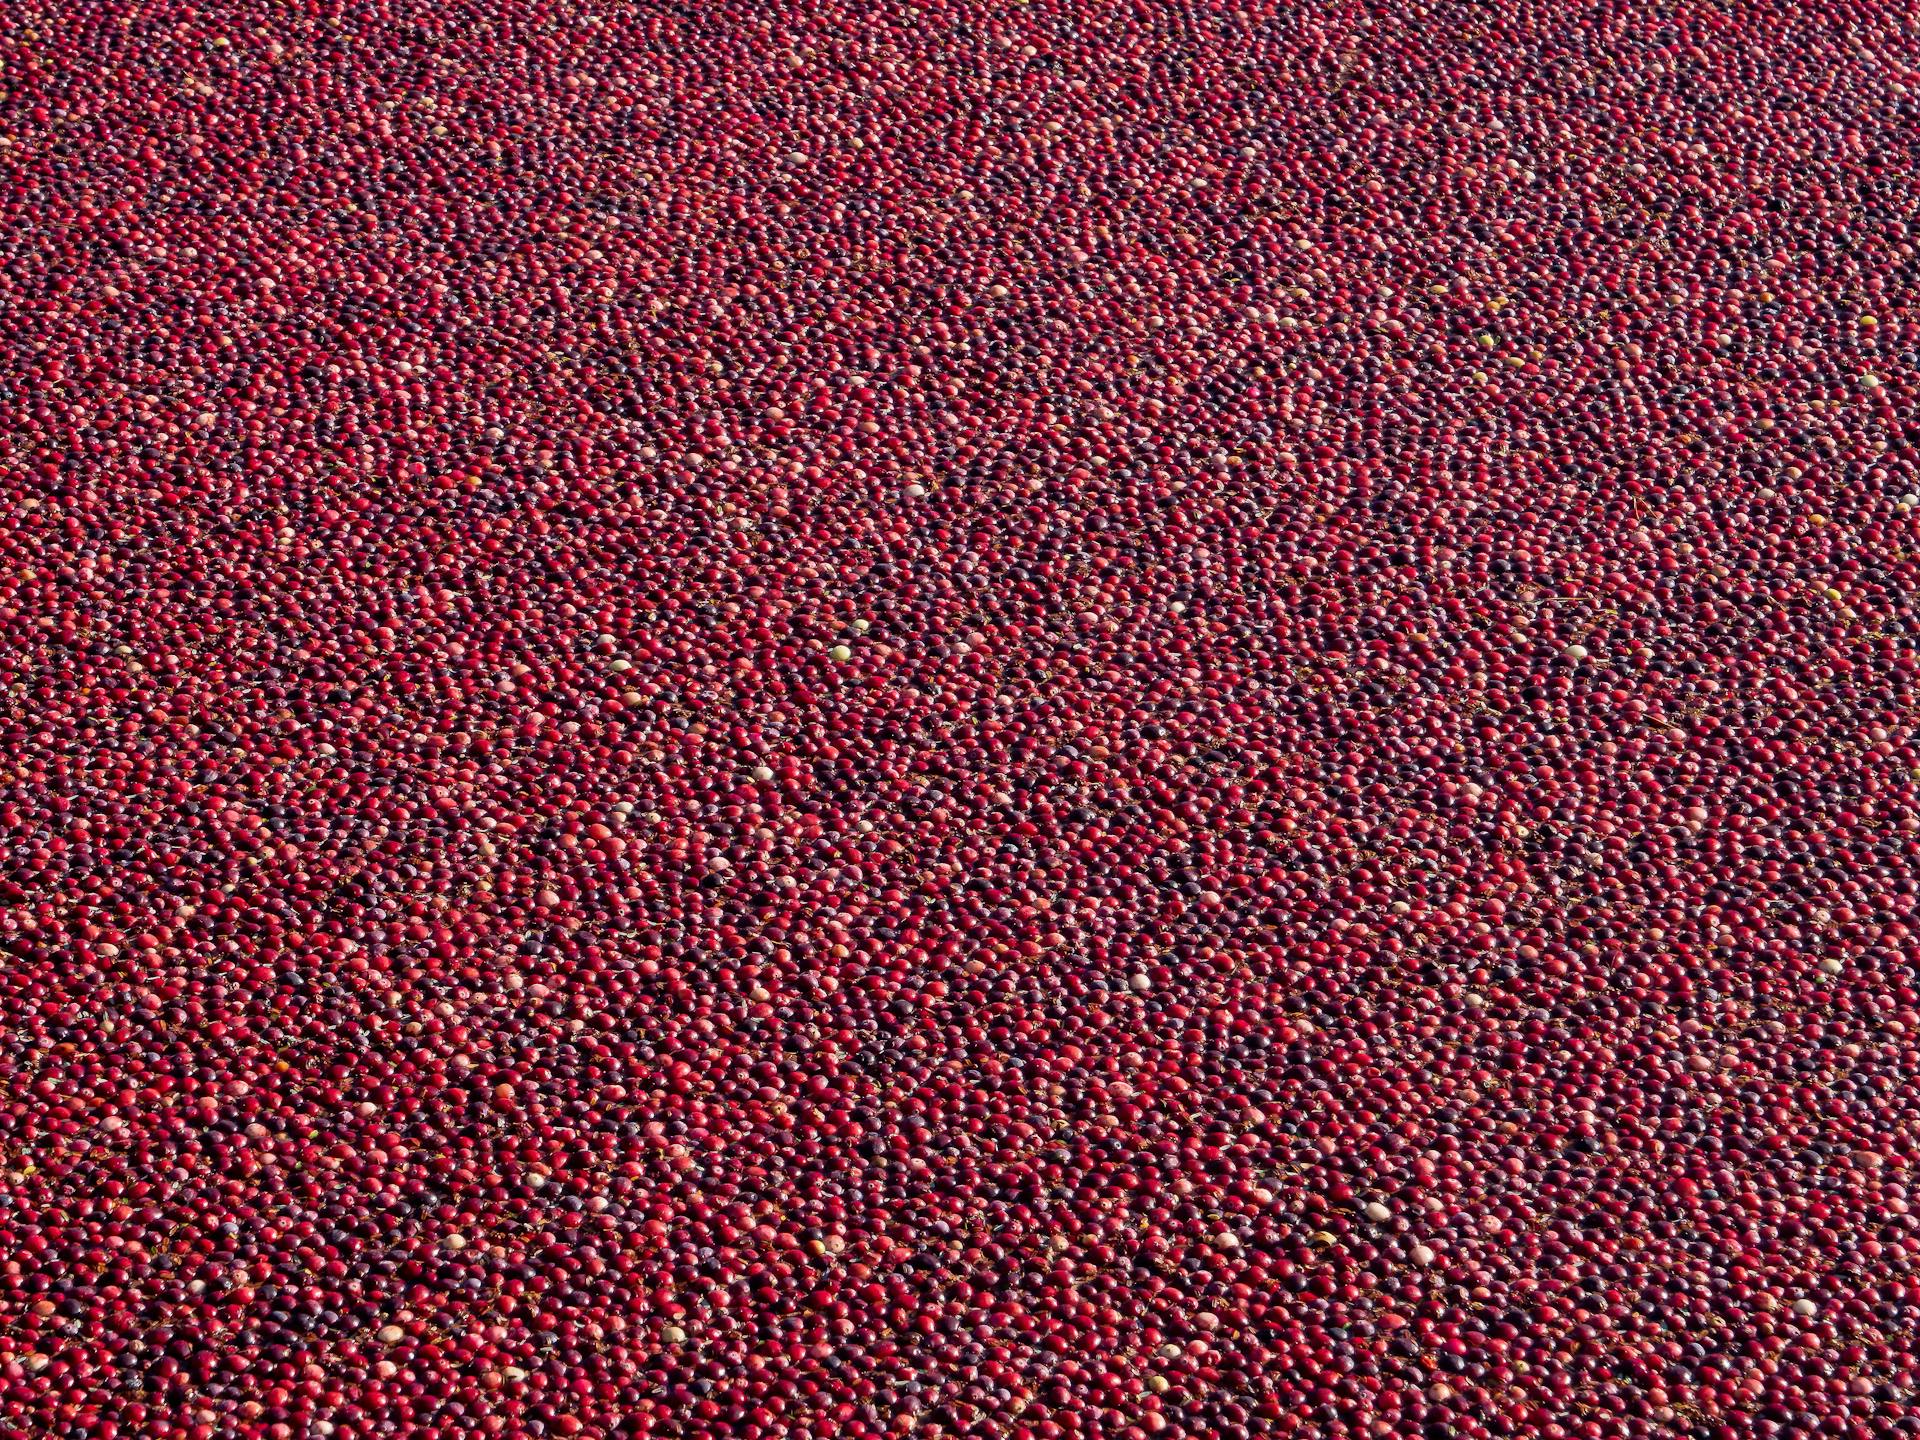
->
[2,2,1918,1437]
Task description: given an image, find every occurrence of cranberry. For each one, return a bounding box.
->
[2,1,1918,1437]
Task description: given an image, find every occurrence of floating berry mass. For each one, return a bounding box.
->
[3,1,1920,1437]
